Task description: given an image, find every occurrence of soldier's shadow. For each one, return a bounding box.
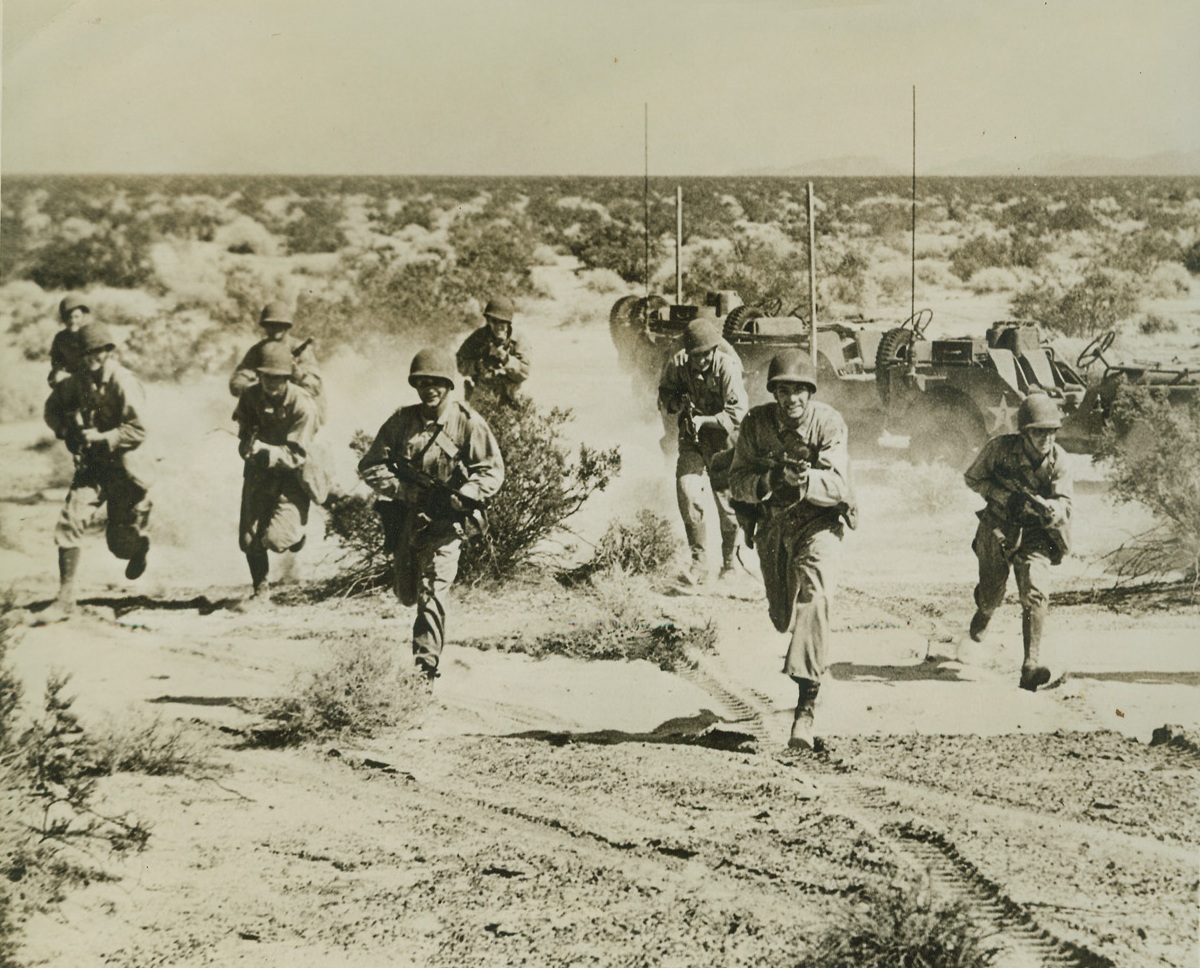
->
[827,660,975,684]
[26,595,238,619]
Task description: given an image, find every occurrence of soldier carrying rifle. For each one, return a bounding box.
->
[729,351,857,750]
[456,296,530,406]
[41,322,153,622]
[358,349,504,682]
[230,301,326,424]
[964,391,1073,691]
[658,316,749,585]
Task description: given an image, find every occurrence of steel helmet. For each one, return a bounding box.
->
[256,341,294,376]
[1017,392,1062,431]
[766,351,818,392]
[408,348,456,388]
[79,322,116,354]
[259,301,294,327]
[683,318,721,354]
[483,296,515,323]
[59,294,91,322]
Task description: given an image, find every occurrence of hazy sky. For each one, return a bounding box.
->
[3,0,1197,175]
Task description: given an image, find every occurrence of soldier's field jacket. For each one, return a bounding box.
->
[964,433,1073,559]
[657,346,747,457]
[357,399,504,513]
[45,361,151,486]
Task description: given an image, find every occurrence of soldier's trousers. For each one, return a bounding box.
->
[777,529,843,682]
[392,519,462,672]
[239,466,310,554]
[55,471,151,560]
[972,520,1052,636]
[676,447,739,565]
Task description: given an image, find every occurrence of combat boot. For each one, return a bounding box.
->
[125,535,149,580]
[678,556,709,587]
[1018,608,1051,691]
[968,609,990,643]
[718,554,738,580]
[788,678,820,751]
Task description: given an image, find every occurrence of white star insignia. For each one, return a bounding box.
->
[987,395,1016,434]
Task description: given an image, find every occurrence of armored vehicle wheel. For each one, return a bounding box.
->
[874,327,914,403]
[636,294,669,327]
[723,305,762,339]
[609,294,640,327]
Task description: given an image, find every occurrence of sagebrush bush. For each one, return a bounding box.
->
[1010,268,1139,337]
[557,510,679,587]
[1138,313,1179,336]
[797,874,996,967]
[949,233,1045,283]
[257,633,428,745]
[322,393,621,595]
[1096,385,1200,583]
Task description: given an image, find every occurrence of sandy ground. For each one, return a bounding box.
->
[2,259,1198,967]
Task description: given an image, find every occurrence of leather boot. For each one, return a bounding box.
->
[968,609,990,643]
[1019,608,1050,691]
[788,678,820,750]
[235,551,271,611]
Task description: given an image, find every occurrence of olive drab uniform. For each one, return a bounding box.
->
[229,335,326,423]
[358,399,504,676]
[49,329,87,386]
[234,382,321,558]
[729,399,854,681]
[964,433,1073,672]
[658,343,748,578]
[44,361,153,563]
[455,326,530,405]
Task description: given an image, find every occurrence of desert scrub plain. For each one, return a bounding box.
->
[0,173,1198,967]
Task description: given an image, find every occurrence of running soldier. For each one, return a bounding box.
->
[229,301,325,422]
[964,392,1072,691]
[48,294,91,387]
[455,296,530,405]
[358,349,504,682]
[232,341,322,609]
[729,351,856,750]
[42,322,152,621]
[658,317,749,584]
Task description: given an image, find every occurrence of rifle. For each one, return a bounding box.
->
[370,428,488,547]
[992,474,1069,564]
[679,395,699,445]
[733,442,857,548]
[292,336,314,358]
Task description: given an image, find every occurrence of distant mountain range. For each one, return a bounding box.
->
[743,149,1200,177]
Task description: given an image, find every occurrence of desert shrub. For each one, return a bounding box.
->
[1,626,156,960]
[1046,201,1098,233]
[461,387,622,583]
[468,574,716,673]
[118,309,232,381]
[255,632,428,746]
[322,392,621,595]
[25,218,156,291]
[1010,268,1139,337]
[214,215,280,256]
[796,872,995,967]
[87,715,207,777]
[283,197,348,255]
[447,212,540,302]
[567,211,661,284]
[1144,263,1192,298]
[854,199,911,237]
[687,235,806,311]
[1095,385,1200,583]
[1184,239,1200,274]
[1138,313,1179,336]
[949,234,1045,282]
[1103,229,1184,275]
[557,510,679,586]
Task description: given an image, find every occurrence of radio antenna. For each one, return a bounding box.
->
[644,102,650,303]
[910,85,917,326]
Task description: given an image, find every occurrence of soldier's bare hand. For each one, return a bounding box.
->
[782,463,808,488]
[81,428,105,445]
